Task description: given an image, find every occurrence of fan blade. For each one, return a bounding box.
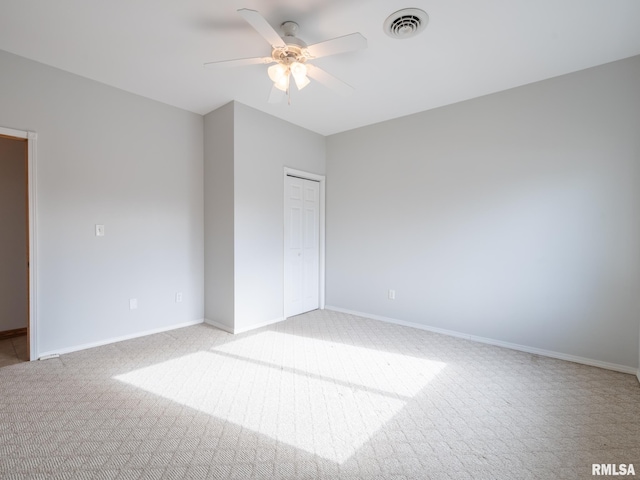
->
[204,57,273,68]
[268,85,286,104]
[237,9,285,48]
[306,33,367,59]
[306,64,354,96]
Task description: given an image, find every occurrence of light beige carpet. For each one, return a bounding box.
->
[0,309,638,479]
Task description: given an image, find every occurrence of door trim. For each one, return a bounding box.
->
[283,167,326,316]
[0,126,38,361]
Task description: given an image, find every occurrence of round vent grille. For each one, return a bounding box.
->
[384,8,429,39]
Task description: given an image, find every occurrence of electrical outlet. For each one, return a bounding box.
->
[388,289,396,300]
[95,224,105,237]
[129,298,138,310]
[175,292,183,303]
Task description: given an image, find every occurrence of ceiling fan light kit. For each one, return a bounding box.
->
[267,22,312,93]
[204,8,368,104]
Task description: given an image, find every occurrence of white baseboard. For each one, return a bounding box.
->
[203,318,234,334]
[325,306,638,376]
[37,319,204,359]
[234,316,285,334]
[205,316,286,335]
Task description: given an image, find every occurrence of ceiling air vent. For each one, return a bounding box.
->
[384,8,429,39]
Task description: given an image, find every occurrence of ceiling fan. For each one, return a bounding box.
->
[204,8,367,103]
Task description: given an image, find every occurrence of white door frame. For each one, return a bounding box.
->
[0,126,38,361]
[283,167,325,315]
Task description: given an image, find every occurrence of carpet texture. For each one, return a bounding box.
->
[0,309,639,479]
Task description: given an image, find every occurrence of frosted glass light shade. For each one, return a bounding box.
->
[293,73,310,90]
[290,62,310,90]
[274,73,290,91]
[268,63,288,82]
[290,62,307,77]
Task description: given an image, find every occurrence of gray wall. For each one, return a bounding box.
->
[233,102,326,332]
[0,136,28,332]
[204,102,235,331]
[2,45,637,371]
[326,55,640,369]
[0,50,204,355]
[204,101,325,332]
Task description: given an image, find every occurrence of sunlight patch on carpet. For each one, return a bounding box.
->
[114,331,445,463]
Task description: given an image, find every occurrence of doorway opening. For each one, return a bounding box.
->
[283,167,325,319]
[0,127,38,362]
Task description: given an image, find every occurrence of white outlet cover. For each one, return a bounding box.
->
[95,224,105,237]
[129,298,138,310]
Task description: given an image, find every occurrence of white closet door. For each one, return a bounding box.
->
[284,175,320,318]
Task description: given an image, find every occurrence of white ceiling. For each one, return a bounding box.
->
[2,0,640,136]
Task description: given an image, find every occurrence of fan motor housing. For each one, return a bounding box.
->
[272,22,309,65]
[272,44,307,65]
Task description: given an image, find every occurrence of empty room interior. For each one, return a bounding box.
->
[1,0,640,479]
